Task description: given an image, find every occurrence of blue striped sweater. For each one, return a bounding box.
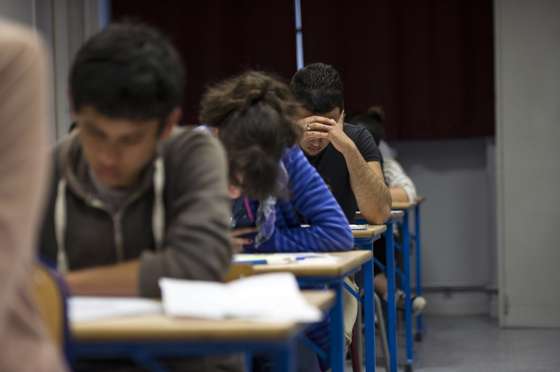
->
[239,146,353,253]
[233,146,352,365]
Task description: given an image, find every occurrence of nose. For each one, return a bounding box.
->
[97,143,120,168]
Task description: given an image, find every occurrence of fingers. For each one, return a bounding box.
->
[231,227,257,237]
[305,122,333,133]
[231,237,251,253]
[338,110,345,125]
[298,116,337,127]
[305,131,330,140]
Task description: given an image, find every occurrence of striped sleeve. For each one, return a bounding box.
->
[260,147,353,252]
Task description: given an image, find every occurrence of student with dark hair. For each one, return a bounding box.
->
[350,107,426,314]
[200,71,353,371]
[290,63,391,225]
[39,23,238,371]
[200,70,353,253]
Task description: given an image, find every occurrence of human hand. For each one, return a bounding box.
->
[230,227,258,253]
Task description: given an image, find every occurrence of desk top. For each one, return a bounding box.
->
[72,290,334,342]
[250,250,372,277]
[352,225,387,239]
[392,196,426,210]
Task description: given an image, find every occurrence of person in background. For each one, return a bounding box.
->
[39,22,239,371]
[290,63,391,225]
[0,20,66,371]
[350,106,426,315]
[199,70,353,371]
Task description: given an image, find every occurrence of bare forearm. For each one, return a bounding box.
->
[65,260,140,296]
[343,145,391,224]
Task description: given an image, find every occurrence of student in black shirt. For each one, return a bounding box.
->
[290,63,391,224]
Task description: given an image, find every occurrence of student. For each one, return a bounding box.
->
[0,21,66,371]
[39,23,239,371]
[290,63,391,225]
[351,107,426,314]
[351,107,417,203]
[199,71,353,371]
[199,70,354,253]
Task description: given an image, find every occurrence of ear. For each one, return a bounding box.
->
[159,108,182,139]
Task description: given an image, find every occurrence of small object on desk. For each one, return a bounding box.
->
[69,297,162,323]
[350,224,368,230]
[159,272,322,323]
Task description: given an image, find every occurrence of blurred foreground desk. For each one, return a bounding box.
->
[72,291,334,372]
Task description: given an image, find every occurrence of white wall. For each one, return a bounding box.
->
[495,0,560,327]
[392,139,496,315]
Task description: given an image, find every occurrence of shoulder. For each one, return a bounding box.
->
[162,126,225,164]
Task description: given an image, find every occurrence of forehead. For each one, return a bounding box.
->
[300,107,342,121]
[75,106,158,136]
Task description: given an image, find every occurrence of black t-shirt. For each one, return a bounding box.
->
[305,123,382,223]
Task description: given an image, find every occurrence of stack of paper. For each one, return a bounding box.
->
[69,297,162,323]
[159,273,322,323]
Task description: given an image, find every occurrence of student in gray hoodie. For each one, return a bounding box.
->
[39,23,238,371]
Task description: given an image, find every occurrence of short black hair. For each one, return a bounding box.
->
[69,22,184,123]
[349,107,385,146]
[200,71,301,200]
[290,62,344,114]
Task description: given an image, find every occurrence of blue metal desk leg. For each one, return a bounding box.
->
[402,210,414,371]
[272,341,296,372]
[362,258,376,372]
[329,281,345,372]
[414,204,424,342]
[385,221,398,372]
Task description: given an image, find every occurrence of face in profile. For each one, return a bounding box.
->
[74,106,164,189]
[298,107,342,156]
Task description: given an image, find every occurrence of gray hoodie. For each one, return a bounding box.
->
[39,128,232,297]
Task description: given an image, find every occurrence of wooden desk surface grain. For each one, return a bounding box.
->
[72,290,334,342]
[250,250,372,277]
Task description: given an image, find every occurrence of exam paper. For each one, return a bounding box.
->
[69,297,162,323]
[159,273,322,323]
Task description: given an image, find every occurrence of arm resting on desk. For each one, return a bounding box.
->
[66,260,139,296]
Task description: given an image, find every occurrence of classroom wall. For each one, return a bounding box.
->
[392,139,496,315]
[495,0,560,327]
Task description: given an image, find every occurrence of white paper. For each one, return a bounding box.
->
[69,297,162,323]
[233,253,338,265]
[350,224,368,230]
[159,273,322,323]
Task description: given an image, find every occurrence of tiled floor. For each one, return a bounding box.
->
[349,315,560,372]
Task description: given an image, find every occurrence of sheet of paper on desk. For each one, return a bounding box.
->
[233,253,338,265]
[69,297,162,323]
[160,273,322,323]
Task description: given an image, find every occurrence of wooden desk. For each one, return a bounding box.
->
[72,291,334,372]
[250,251,372,278]
[235,251,375,372]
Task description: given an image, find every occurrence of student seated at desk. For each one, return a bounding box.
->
[350,107,417,203]
[350,107,426,314]
[199,71,353,371]
[199,71,353,254]
[39,23,239,371]
[290,63,391,225]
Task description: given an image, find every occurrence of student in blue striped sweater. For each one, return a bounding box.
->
[200,71,353,371]
[199,71,353,254]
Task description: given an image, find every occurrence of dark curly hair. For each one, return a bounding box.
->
[290,62,344,114]
[200,71,301,200]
